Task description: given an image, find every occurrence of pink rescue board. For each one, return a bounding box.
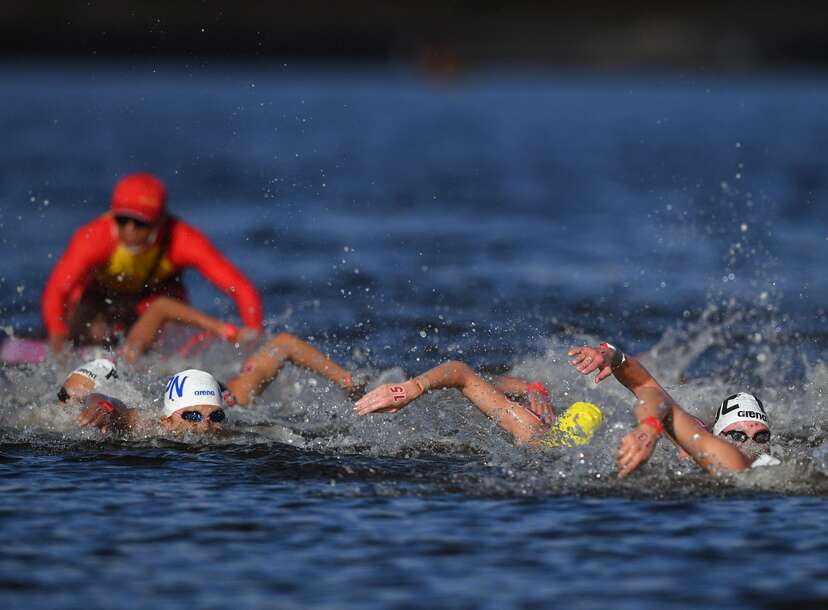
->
[1,337,50,364]
[0,337,98,365]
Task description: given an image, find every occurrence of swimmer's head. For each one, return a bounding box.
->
[544,401,604,448]
[162,369,226,433]
[713,393,771,458]
[58,358,117,404]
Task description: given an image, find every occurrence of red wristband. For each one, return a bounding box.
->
[526,382,550,398]
[221,323,239,342]
[641,416,664,435]
[97,399,114,413]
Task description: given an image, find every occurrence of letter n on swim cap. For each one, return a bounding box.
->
[166,374,188,401]
[163,369,222,416]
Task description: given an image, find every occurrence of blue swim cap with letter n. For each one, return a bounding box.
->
[163,369,222,416]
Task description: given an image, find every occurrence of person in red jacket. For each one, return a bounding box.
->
[42,173,263,353]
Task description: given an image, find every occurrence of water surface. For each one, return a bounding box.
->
[1,64,827,609]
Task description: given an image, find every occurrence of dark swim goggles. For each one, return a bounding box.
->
[114,215,152,229]
[721,429,771,444]
[180,409,226,423]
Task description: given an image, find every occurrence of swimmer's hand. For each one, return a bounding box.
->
[527,392,556,427]
[78,393,128,433]
[568,345,614,384]
[354,380,422,416]
[617,424,659,478]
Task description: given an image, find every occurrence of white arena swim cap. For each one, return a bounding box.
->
[70,359,118,386]
[163,369,222,416]
[712,392,769,435]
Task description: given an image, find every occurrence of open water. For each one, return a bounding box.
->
[1,63,827,609]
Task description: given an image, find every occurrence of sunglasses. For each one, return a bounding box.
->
[180,409,226,423]
[114,215,152,229]
[721,429,771,444]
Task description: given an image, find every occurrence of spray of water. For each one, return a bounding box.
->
[1,302,826,497]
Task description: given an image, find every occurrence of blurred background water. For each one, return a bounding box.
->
[1,64,827,609]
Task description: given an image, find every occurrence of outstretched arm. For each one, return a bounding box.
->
[354,360,548,445]
[569,344,751,476]
[122,297,247,363]
[225,332,358,407]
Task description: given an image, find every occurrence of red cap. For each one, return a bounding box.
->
[111,173,166,223]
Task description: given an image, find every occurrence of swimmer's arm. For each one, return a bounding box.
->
[661,408,752,474]
[78,393,142,434]
[493,375,552,399]
[570,344,672,420]
[570,345,674,477]
[493,375,531,396]
[571,345,752,475]
[493,375,556,425]
[123,297,239,363]
[226,333,358,407]
[614,356,750,477]
[609,353,751,473]
[355,360,547,445]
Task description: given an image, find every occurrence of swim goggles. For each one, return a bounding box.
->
[57,386,71,403]
[180,409,226,423]
[721,429,771,444]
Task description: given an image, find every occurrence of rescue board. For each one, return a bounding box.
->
[1,330,221,365]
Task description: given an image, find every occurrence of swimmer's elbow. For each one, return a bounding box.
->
[442,360,474,383]
[270,332,298,348]
[145,296,176,313]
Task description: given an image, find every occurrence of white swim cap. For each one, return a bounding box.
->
[163,369,222,416]
[70,358,118,386]
[712,392,769,435]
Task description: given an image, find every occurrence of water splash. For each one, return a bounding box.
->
[1,306,826,497]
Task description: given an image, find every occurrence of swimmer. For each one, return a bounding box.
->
[78,369,228,435]
[68,329,360,433]
[56,358,118,404]
[355,360,603,447]
[569,342,776,477]
[42,173,263,353]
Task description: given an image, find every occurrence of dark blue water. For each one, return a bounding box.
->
[1,63,827,609]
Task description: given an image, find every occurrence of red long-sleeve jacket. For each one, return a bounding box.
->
[42,214,263,335]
